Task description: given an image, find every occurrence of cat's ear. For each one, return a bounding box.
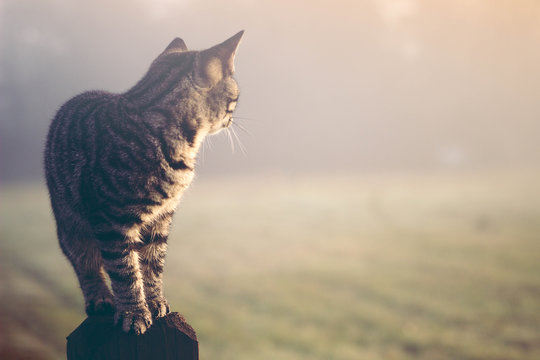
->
[195,30,244,88]
[163,37,188,53]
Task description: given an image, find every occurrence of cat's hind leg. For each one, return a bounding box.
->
[59,232,115,315]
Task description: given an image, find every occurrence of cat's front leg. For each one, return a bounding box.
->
[98,230,152,334]
[139,229,170,318]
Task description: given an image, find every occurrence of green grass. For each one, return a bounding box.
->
[1,171,540,359]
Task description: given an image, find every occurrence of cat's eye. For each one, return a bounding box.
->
[226,97,239,113]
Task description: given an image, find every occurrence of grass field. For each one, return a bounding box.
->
[1,171,539,359]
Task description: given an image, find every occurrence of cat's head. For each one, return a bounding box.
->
[140,31,244,136]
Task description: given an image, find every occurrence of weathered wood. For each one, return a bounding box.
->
[66,312,198,360]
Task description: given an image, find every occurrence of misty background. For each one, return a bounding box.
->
[2,0,539,182]
[2,2,540,359]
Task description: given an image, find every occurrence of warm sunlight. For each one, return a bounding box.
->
[2,1,539,359]
[135,0,193,20]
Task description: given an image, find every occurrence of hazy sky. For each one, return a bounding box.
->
[1,0,539,181]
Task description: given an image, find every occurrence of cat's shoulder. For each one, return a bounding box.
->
[54,90,124,120]
[63,90,117,108]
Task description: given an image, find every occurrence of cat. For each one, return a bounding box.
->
[44,31,244,335]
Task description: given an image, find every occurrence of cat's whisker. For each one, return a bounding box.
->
[226,127,235,153]
[201,138,207,161]
[206,135,215,151]
[230,126,247,156]
[232,121,251,136]
[201,140,205,161]
[232,116,257,121]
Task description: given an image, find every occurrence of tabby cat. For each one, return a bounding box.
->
[44,31,244,334]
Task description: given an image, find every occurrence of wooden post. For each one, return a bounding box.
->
[66,312,198,360]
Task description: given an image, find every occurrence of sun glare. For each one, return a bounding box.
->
[136,0,193,20]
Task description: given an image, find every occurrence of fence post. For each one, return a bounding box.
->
[66,312,198,360]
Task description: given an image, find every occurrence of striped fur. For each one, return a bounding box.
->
[44,31,244,334]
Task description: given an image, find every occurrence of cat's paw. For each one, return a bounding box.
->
[115,307,153,335]
[86,295,116,316]
[147,296,170,318]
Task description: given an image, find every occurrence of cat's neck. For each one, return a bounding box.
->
[123,54,195,110]
[137,106,207,168]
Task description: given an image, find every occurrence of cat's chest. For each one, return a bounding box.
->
[140,170,194,224]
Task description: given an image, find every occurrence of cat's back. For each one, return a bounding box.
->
[46,91,113,174]
[46,90,116,154]
[45,90,122,205]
